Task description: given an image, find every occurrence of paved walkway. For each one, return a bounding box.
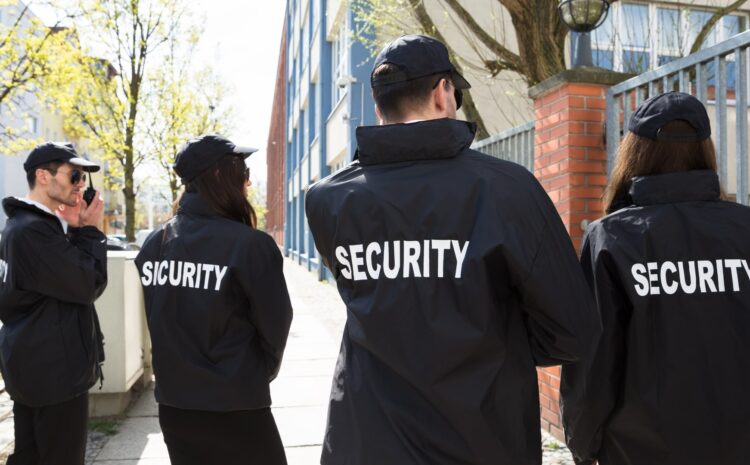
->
[0,257,574,464]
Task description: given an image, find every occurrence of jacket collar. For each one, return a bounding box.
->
[629,170,721,206]
[355,118,477,166]
[177,192,217,218]
[2,196,64,227]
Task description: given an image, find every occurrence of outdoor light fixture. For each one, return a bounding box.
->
[558,0,610,68]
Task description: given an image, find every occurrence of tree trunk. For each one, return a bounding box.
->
[123,112,137,241]
[123,69,141,241]
[460,90,489,140]
[500,0,568,86]
[123,162,136,242]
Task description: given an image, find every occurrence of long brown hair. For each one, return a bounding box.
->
[181,155,257,228]
[603,120,720,214]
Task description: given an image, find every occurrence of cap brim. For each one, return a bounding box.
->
[68,157,101,172]
[451,70,471,90]
[231,146,258,159]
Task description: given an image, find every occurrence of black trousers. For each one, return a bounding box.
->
[159,404,288,465]
[7,393,88,465]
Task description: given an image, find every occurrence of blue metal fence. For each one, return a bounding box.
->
[472,121,535,172]
[607,30,750,205]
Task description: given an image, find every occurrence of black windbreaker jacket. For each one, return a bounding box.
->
[135,192,292,412]
[561,170,750,465]
[305,118,600,465]
[0,197,106,407]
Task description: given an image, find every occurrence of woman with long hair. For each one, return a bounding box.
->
[561,92,750,465]
[135,135,293,465]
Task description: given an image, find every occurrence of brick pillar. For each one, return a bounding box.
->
[529,68,631,440]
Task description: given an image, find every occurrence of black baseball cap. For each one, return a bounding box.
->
[629,91,711,142]
[23,142,100,173]
[174,135,257,181]
[370,35,471,91]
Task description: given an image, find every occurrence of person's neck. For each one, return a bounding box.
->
[383,110,451,125]
[27,189,60,213]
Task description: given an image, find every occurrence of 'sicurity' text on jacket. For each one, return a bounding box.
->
[135,192,293,412]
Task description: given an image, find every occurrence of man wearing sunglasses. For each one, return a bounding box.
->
[305,35,599,465]
[0,142,107,465]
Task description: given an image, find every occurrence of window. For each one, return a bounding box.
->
[27,117,38,135]
[287,6,296,82]
[580,2,747,78]
[590,7,614,69]
[312,0,320,32]
[301,3,309,67]
[331,16,349,107]
[657,7,681,66]
[621,3,650,73]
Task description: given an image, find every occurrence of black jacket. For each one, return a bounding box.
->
[135,192,293,412]
[0,197,106,407]
[305,118,599,465]
[561,170,750,465]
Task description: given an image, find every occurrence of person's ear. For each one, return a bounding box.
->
[433,78,449,113]
[36,168,49,186]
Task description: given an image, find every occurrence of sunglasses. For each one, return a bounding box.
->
[432,77,463,110]
[233,157,250,181]
[53,168,86,184]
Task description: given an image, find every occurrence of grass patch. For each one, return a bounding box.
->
[88,416,122,436]
[546,440,563,450]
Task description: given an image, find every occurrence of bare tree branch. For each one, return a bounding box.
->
[690,0,747,54]
[440,0,523,74]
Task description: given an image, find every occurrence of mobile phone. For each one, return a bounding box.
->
[83,173,96,206]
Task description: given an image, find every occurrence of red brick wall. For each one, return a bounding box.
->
[265,23,287,245]
[532,81,611,440]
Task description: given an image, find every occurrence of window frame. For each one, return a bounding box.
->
[330,15,349,107]
[585,1,748,74]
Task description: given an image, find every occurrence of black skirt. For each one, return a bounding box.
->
[159,404,287,465]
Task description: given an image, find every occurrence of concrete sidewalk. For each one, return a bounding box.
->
[87,258,345,465]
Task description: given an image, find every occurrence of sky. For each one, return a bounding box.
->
[31,0,287,189]
[190,0,287,187]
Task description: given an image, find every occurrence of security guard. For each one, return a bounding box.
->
[561,92,750,465]
[305,35,599,465]
[135,135,293,465]
[0,142,106,465]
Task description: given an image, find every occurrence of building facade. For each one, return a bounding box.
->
[579,0,747,78]
[281,0,376,279]
[266,22,288,245]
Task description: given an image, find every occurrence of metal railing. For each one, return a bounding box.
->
[607,30,750,205]
[472,121,535,172]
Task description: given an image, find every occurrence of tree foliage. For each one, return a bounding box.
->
[141,21,235,204]
[44,0,183,241]
[0,0,77,151]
